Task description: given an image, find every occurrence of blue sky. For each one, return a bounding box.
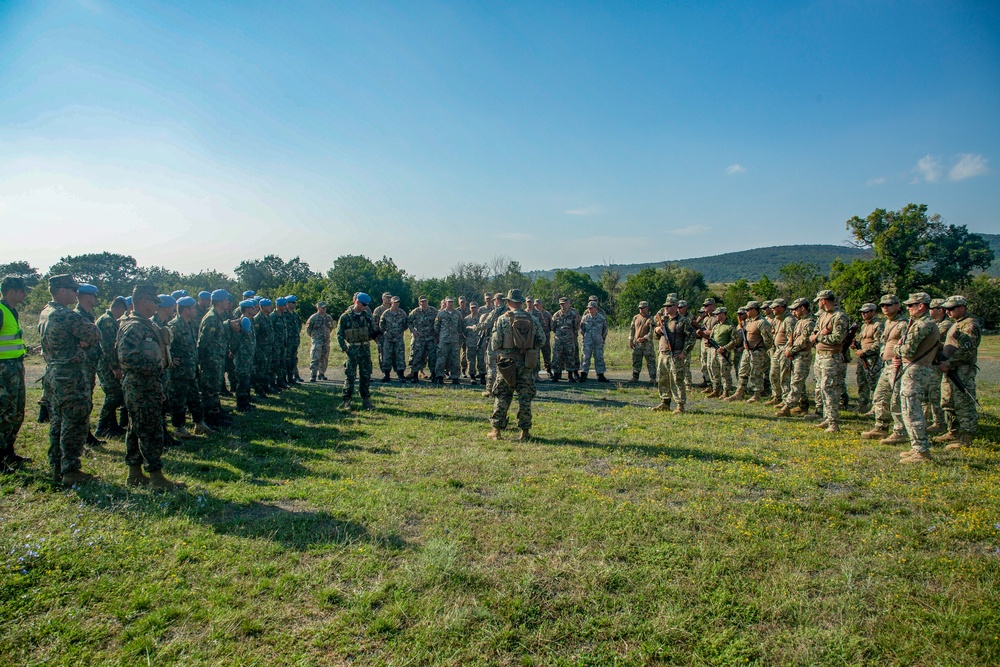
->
[1,0,998,278]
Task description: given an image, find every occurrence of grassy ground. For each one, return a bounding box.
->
[2,360,999,665]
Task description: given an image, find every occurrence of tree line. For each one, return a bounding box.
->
[4,204,998,327]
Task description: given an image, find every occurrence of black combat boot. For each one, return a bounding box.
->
[397,371,407,383]
[597,374,609,383]
[37,401,50,423]
[381,372,391,382]
[87,430,104,447]
[551,372,561,382]
[579,372,589,382]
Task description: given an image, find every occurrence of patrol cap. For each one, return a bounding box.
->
[790,297,810,310]
[587,300,598,308]
[276,297,287,306]
[588,295,598,301]
[177,296,197,308]
[771,298,787,308]
[356,292,372,304]
[382,292,392,299]
[903,292,931,306]
[242,290,256,298]
[171,290,189,299]
[445,296,455,302]
[558,297,569,303]
[317,301,327,308]
[703,297,716,306]
[110,296,127,309]
[737,307,747,314]
[157,294,176,309]
[49,274,79,290]
[943,295,967,309]
[239,299,255,310]
[391,296,400,303]
[211,289,230,303]
[494,292,504,300]
[198,291,211,300]
[677,300,688,308]
[662,296,679,306]
[419,295,428,302]
[761,301,772,309]
[878,294,899,306]
[77,284,98,296]
[860,303,877,313]
[638,301,649,309]
[240,317,252,333]
[469,301,478,308]
[259,298,273,307]
[0,276,26,292]
[132,284,158,302]
[814,289,836,302]
[716,307,727,314]
[745,300,761,311]
[929,298,945,309]
[286,295,298,303]
[506,289,525,303]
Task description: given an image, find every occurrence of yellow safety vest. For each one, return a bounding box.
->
[0,301,25,360]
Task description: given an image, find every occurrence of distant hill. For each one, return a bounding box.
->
[980,233,1000,277]
[526,244,869,283]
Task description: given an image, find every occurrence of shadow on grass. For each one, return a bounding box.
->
[529,435,769,465]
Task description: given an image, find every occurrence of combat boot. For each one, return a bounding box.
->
[632,373,640,382]
[397,371,408,383]
[899,450,931,464]
[945,432,974,450]
[706,389,721,398]
[551,372,561,382]
[319,374,328,380]
[194,421,214,435]
[597,374,609,383]
[518,429,531,442]
[926,422,945,434]
[775,405,792,417]
[724,388,745,402]
[87,430,104,447]
[579,372,589,382]
[933,430,958,443]
[764,397,781,406]
[62,470,96,487]
[650,400,670,411]
[148,470,184,491]
[672,405,684,415]
[37,401,49,423]
[340,398,352,411]
[745,394,761,404]
[362,398,375,411]
[790,407,806,415]
[486,427,501,440]
[309,372,317,382]
[861,427,888,440]
[380,372,391,382]
[126,464,149,487]
[94,418,114,439]
[477,373,486,385]
[174,426,195,439]
[824,424,840,433]
[702,386,715,394]
[816,420,830,429]
[880,431,909,445]
[408,371,420,382]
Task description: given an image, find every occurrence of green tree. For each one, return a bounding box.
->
[600,268,622,321]
[615,265,707,325]
[964,275,1000,329]
[548,270,607,315]
[236,255,320,293]
[46,252,140,299]
[826,258,885,318]
[0,261,42,288]
[751,274,777,300]
[778,261,825,301]
[722,278,753,311]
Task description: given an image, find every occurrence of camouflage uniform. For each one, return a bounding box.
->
[197,309,231,421]
[926,312,952,429]
[896,307,941,454]
[434,308,465,381]
[94,309,125,432]
[75,305,100,424]
[306,311,335,378]
[407,305,438,378]
[490,306,545,431]
[533,306,553,374]
[282,309,301,383]
[463,312,485,379]
[338,308,374,401]
[735,312,774,399]
[872,312,908,431]
[252,310,273,393]
[268,309,287,387]
[550,307,580,374]
[813,305,849,426]
[231,317,256,408]
[39,301,100,476]
[117,311,168,472]
[710,318,735,395]
[653,311,696,408]
[781,310,815,410]
[941,311,981,437]
[855,316,884,413]
[166,314,203,428]
[768,310,795,403]
[372,301,390,372]
[379,308,409,375]
[579,310,608,376]
[629,311,656,381]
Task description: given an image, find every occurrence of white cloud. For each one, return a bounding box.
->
[664,224,709,236]
[498,232,533,241]
[564,205,600,216]
[914,154,942,183]
[949,153,988,181]
[725,164,746,175]
[867,176,887,186]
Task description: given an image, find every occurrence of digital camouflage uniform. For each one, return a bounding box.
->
[813,306,849,426]
[855,317,884,413]
[490,308,545,431]
[379,308,409,375]
[550,307,580,374]
[941,313,981,437]
[434,308,465,381]
[252,310,273,393]
[925,313,952,429]
[372,302,390,372]
[167,314,203,428]
[579,310,608,376]
[198,309,231,421]
[481,304,509,392]
[74,305,100,429]
[39,301,100,476]
[306,311,335,378]
[117,311,168,472]
[895,309,941,454]
[282,309,301,383]
[629,311,656,381]
[781,312,815,410]
[654,312,696,409]
[533,306,553,373]
[407,306,438,378]
[94,309,125,432]
[710,319,735,395]
[768,311,795,404]
[231,317,256,408]
[871,312,908,432]
[338,308,374,401]
[464,312,485,379]
[735,313,774,399]
[268,309,287,387]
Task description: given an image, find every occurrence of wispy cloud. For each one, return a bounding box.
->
[949,153,988,181]
[867,176,887,186]
[914,154,942,183]
[564,205,600,216]
[725,164,746,175]
[498,232,533,241]
[664,224,709,236]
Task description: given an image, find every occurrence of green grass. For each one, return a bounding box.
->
[4,338,1000,665]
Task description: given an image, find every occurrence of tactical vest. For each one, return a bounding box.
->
[343,312,372,344]
[942,316,978,366]
[659,315,688,354]
[773,315,791,347]
[814,311,844,353]
[859,321,880,353]
[905,320,939,366]
[0,301,25,360]
[743,317,765,350]
[881,317,907,361]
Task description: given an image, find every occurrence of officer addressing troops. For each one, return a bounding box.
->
[579,300,609,382]
[629,301,656,384]
[650,296,696,413]
[338,292,375,410]
[0,276,30,473]
[934,295,982,450]
[487,289,544,441]
[306,301,334,382]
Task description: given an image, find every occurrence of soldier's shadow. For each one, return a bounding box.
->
[527,435,768,465]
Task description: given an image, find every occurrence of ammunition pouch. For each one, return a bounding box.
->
[497,355,518,387]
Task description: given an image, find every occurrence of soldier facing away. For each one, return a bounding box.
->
[487,290,545,441]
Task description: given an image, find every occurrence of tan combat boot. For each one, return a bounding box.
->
[487,427,501,440]
[861,428,888,440]
[126,464,149,487]
[933,430,958,443]
[194,421,214,435]
[705,389,720,398]
[745,394,760,404]
[148,470,184,491]
[816,420,830,429]
[340,398,352,411]
[763,397,780,406]
[945,432,973,450]
[174,426,195,440]
[880,431,909,445]
[672,404,684,415]
[900,450,932,464]
[519,429,531,442]
[62,470,96,487]
[361,398,375,411]
[790,407,806,415]
[724,388,745,402]
[926,423,945,435]
[824,424,840,433]
[775,405,792,417]
[649,400,671,411]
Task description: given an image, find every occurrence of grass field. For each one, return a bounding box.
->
[2,353,999,666]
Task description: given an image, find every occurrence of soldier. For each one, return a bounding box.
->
[765,298,795,406]
[93,296,127,438]
[695,298,718,388]
[725,301,773,404]
[707,307,735,398]
[407,295,438,382]
[39,274,102,486]
[861,295,909,441]
[434,297,465,384]
[676,300,695,389]
[284,295,304,383]
[198,290,238,428]
[732,307,747,374]
[252,298,274,396]
[531,299,554,378]
[338,292,375,410]
[306,301,335,382]
[457,295,470,377]
[807,290,849,432]
[550,297,581,382]
[464,303,484,383]
[579,300,609,382]
[372,292,392,376]
[934,296,981,450]
[481,293,507,395]
[890,293,941,463]
[776,298,816,416]
[852,303,884,415]
[379,296,409,382]
[73,283,103,447]
[195,291,211,322]
[925,298,952,433]
[167,296,209,437]
[117,284,183,489]
[629,301,656,383]
[650,296,696,413]
[269,297,289,390]
[230,300,257,412]
[0,276,30,473]
[487,289,544,441]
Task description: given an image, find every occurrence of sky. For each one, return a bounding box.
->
[1,0,998,278]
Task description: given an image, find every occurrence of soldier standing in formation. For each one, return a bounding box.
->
[0,276,29,473]
[94,296,127,438]
[925,298,951,432]
[808,290,849,432]
[167,296,208,438]
[407,296,438,382]
[726,301,773,404]
[706,307,734,398]
[890,293,941,463]
[765,299,794,407]
[463,302,485,384]
[487,290,544,441]
[269,297,289,389]
[306,301,334,382]
[852,303,883,415]
[629,301,656,384]
[550,297,581,382]
[579,300,609,382]
[531,299,553,379]
[338,293,375,410]
[775,299,815,416]
[379,296,408,383]
[198,290,238,428]
[650,296,696,413]
[935,295,981,450]
[434,297,465,384]
[251,298,274,396]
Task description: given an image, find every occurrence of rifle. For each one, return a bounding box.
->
[655,312,673,355]
[697,326,727,358]
[841,322,860,363]
[936,346,992,419]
